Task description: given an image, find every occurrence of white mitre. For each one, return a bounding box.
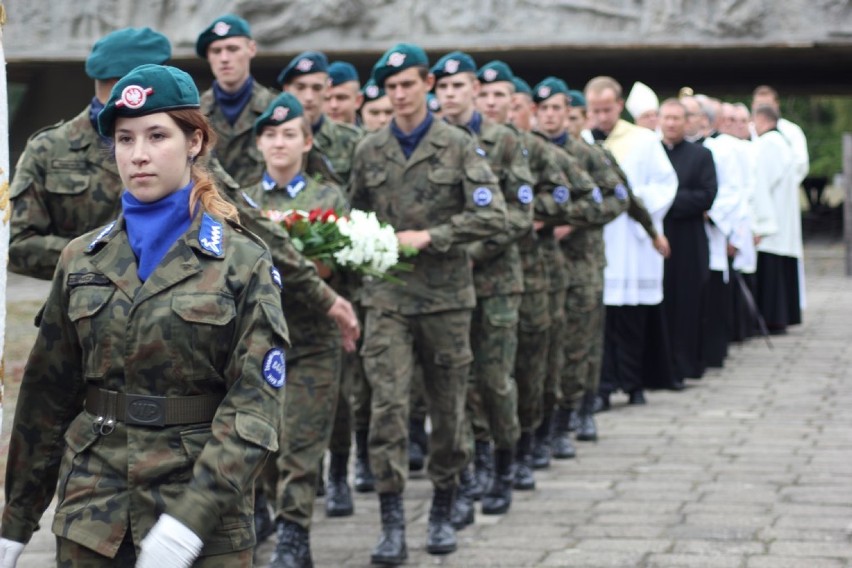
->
[625,81,659,119]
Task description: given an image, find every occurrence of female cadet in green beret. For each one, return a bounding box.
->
[0,64,289,568]
[238,92,349,568]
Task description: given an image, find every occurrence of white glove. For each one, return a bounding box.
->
[136,514,203,568]
[0,538,25,568]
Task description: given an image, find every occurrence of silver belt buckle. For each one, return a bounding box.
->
[125,394,167,427]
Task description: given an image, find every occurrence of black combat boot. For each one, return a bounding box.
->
[408,418,428,472]
[513,432,536,491]
[482,448,514,515]
[531,413,552,469]
[270,519,314,568]
[426,486,458,555]
[551,406,577,459]
[450,467,476,530]
[575,391,598,442]
[354,429,375,493]
[325,452,354,517]
[254,489,275,544]
[472,440,493,500]
[371,493,407,565]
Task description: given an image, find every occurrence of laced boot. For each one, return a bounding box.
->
[482,448,514,515]
[426,486,458,555]
[513,432,536,491]
[353,429,375,493]
[551,406,577,459]
[371,493,407,565]
[269,519,313,568]
[531,414,552,470]
[472,440,493,500]
[575,391,598,442]
[325,452,354,517]
[450,467,476,530]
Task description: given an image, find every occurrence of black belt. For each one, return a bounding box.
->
[86,385,222,432]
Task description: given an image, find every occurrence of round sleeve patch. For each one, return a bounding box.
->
[553,186,570,204]
[592,187,603,203]
[517,184,534,204]
[615,183,628,201]
[262,348,286,389]
[270,266,283,290]
[473,187,493,207]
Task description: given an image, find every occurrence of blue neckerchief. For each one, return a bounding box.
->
[466,111,483,136]
[550,131,568,147]
[89,97,109,143]
[262,171,307,198]
[122,182,194,281]
[212,76,254,126]
[312,114,325,135]
[391,112,434,159]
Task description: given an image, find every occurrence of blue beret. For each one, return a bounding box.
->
[98,64,200,137]
[254,93,305,135]
[372,43,429,88]
[477,60,514,85]
[361,78,385,102]
[512,77,532,96]
[195,14,252,58]
[427,93,442,113]
[533,77,570,104]
[328,61,360,87]
[431,51,477,81]
[85,27,171,80]
[278,51,329,86]
[568,89,587,108]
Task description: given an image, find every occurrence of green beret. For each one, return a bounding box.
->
[195,14,252,58]
[477,60,514,85]
[85,27,171,80]
[254,92,304,135]
[512,77,532,96]
[431,51,477,81]
[98,64,200,137]
[568,89,587,108]
[277,51,329,86]
[533,76,570,104]
[329,61,360,87]
[361,78,385,102]
[427,93,441,113]
[372,43,429,88]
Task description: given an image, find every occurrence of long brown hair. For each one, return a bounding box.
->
[168,108,239,222]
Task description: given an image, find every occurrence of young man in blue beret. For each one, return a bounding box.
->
[325,61,364,125]
[9,27,171,280]
[359,78,393,132]
[196,14,275,187]
[350,42,507,565]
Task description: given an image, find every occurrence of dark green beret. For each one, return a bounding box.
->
[372,43,429,88]
[85,27,171,80]
[195,14,252,58]
[533,76,570,104]
[361,78,385,102]
[254,92,304,135]
[98,64,200,137]
[277,51,329,86]
[568,89,587,108]
[512,77,532,96]
[477,60,514,85]
[427,93,441,113]
[329,61,360,87]
[431,51,477,81]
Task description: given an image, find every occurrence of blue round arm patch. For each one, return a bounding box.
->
[473,187,493,207]
[615,183,628,201]
[553,186,570,204]
[262,348,286,388]
[517,184,534,204]
[592,187,603,203]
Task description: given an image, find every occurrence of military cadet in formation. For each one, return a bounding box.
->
[359,79,394,133]
[196,14,275,187]
[324,61,364,126]
[349,43,507,565]
[8,27,171,280]
[0,64,289,568]
[237,93,348,568]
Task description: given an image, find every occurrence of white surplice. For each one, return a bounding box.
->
[703,134,748,282]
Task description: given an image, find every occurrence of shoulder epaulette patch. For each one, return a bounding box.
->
[199,213,224,257]
[86,220,117,253]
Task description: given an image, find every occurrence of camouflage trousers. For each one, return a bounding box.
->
[349,304,373,433]
[542,287,567,413]
[560,278,605,409]
[329,359,353,455]
[408,363,429,423]
[514,289,552,433]
[465,294,521,451]
[361,307,472,493]
[57,535,253,567]
[275,346,343,529]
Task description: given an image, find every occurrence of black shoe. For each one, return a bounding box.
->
[270,520,314,568]
[513,432,536,491]
[670,379,686,391]
[593,393,611,413]
[551,407,576,459]
[628,390,647,405]
[409,418,428,472]
[427,487,457,555]
[450,469,475,530]
[482,449,513,515]
[254,490,275,544]
[472,440,493,500]
[575,392,598,442]
[371,493,407,565]
[325,452,354,517]
[354,429,375,493]
[531,415,551,469]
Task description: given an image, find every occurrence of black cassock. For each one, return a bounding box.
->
[662,140,718,381]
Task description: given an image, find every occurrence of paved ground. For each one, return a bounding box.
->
[2,242,852,567]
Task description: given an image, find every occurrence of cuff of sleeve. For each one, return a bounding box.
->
[167,490,218,543]
[428,226,453,253]
[315,283,338,313]
[0,516,34,545]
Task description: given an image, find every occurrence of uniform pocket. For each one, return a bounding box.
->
[172,293,237,380]
[67,286,115,379]
[45,171,90,196]
[434,348,474,368]
[428,168,463,188]
[55,413,103,516]
[235,412,278,452]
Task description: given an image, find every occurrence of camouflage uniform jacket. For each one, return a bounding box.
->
[350,119,507,315]
[1,208,289,558]
[9,107,123,280]
[242,175,349,359]
[467,119,535,298]
[306,116,364,191]
[201,81,276,187]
